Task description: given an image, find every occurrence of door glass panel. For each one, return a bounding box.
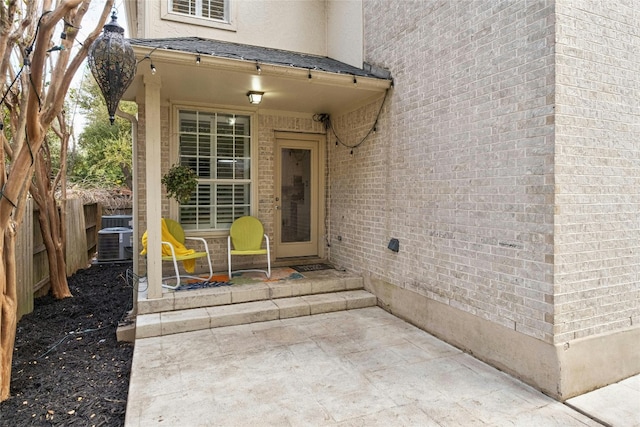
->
[281,148,311,243]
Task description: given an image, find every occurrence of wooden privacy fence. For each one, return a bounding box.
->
[15,198,102,319]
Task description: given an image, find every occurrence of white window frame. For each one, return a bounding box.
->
[161,0,236,32]
[170,105,258,236]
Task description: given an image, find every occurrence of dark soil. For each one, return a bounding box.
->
[0,262,134,426]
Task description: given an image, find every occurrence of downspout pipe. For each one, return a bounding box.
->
[115,107,139,322]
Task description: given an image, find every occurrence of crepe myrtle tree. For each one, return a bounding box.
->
[0,0,115,402]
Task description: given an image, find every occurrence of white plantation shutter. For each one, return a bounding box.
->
[171,0,226,21]
[202,0,225,20]
[171,0,195,15]
[177,110,251,231]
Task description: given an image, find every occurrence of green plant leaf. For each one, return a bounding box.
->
[161,164,197,204]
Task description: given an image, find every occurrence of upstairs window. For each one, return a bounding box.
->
[170,0,226,21]
[162,0,235,30]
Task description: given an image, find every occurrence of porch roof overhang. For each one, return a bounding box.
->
[122,37,392,115]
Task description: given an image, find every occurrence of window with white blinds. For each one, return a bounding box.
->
[177,110,252,231]
[170,0,227,22]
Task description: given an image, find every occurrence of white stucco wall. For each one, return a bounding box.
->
[327,0,363,68]
[130,0,364,65]
[137,0,328,56]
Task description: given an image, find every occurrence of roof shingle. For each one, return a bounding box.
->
[128,37,390,80]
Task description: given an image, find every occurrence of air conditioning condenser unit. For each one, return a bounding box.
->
[97,227,133,261]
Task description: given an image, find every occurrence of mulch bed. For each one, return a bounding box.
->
[0,262,134,426]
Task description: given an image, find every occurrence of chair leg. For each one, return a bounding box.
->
[228,236,232,279]
[173,259,181,286]
[205,254,213,281]
[266,248,271,278]
[162,256,182,289]
[265,234,271,278]
[227,235,271,279]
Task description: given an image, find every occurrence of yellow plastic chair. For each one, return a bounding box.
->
[227,216,271,279]
[142,218,213,289]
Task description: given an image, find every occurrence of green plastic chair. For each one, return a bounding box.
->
[227,216,271,279]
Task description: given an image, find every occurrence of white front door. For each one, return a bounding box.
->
[274,133,324,258]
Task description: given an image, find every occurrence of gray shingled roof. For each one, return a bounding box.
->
[128,37,391,80]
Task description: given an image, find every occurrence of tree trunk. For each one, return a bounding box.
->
[0,0,113,403]
[0,225,17,401]
[32,152,72,299]
[35,205,71,299]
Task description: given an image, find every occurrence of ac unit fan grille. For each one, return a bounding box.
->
[98,234,121,261]
[97,228,133,261]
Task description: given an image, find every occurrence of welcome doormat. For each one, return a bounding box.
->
[290,263,334,272]
[175,280,233,291]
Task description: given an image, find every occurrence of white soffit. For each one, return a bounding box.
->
[124,45,391,115]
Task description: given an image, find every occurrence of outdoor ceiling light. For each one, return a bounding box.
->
[247,91,264,105]
[88,12,137,125]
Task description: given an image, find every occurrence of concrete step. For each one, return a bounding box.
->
[137,270,364,314]
[135,290,377,338]
[137,268,364,315]
[133,268,377,339]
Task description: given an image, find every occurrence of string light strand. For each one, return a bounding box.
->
[313,88,390,150]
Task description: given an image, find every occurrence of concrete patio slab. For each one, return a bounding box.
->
[567,375,640,427]
[125,307,631,426]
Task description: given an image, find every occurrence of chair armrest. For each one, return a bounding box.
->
[161,241,178,258]
[185,236,210,253]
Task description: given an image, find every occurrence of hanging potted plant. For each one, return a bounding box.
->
[161,163,197,204]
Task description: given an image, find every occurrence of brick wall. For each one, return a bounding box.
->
[554,1,640,342]
[330,0,557,342]
[136,107,324,272]
[336,0,639,345]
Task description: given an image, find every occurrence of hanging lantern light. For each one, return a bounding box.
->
[88,11,137,125]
